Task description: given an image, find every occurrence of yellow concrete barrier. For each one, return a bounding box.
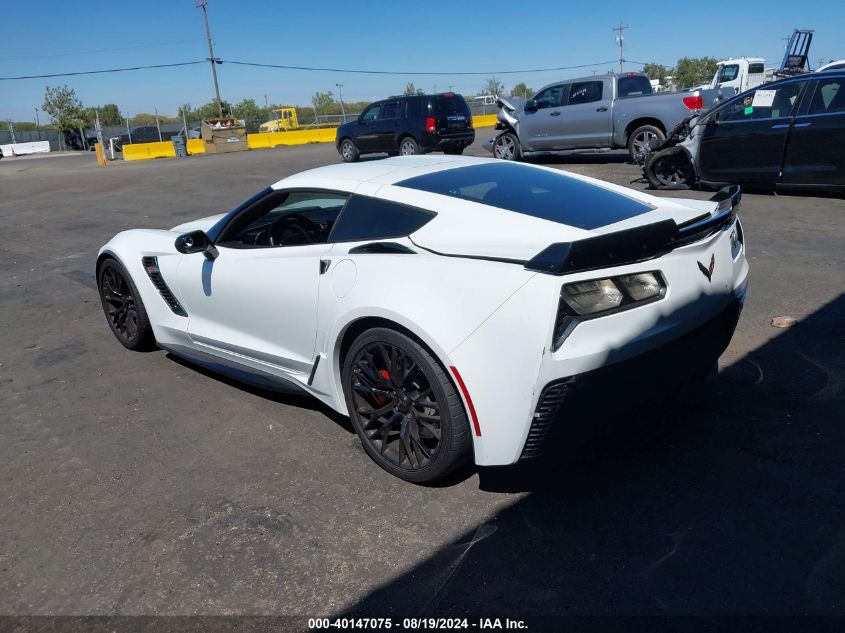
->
[187,139,205,155]
[248,128,338,149]
[472,114,498,128]
[123,116,495,161]
[123,141,176,161]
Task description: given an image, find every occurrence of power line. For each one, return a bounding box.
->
[0,58,627,82]
[0,60,206,81]
[222,59,620,76]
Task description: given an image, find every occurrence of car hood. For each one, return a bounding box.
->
[336,121,356,136]
[496,96,525,127]
[171,213,226,234]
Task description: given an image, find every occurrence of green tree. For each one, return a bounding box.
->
[674,57,719,89]
[403,82,424,96]
[232,98,264,120]
[42,85,90,131]
[177,103,196,120]
[194,100,233,120]
[95,103,123,125]
[483,77,504,97]
[642,63,667,84]
[510,82,534,98]
[311,91,337,115]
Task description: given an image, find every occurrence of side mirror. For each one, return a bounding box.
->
[524,100,539,112]
[175,230,218,260]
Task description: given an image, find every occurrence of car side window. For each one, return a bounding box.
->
[378,101,399,120]
[361,104,381,123]
[533,84,567,109]
[330,195,435,243]
[807,79,845,114]
[217,190,349,248]
[567,81,603,105]
[716,82,804,122]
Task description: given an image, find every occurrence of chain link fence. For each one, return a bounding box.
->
[3,96,498,154]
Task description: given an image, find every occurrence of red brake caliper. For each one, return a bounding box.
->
[376,369,391,405]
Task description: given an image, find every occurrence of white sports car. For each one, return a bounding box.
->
[97,156,748,482]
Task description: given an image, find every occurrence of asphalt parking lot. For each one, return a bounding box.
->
[1,136,844,619]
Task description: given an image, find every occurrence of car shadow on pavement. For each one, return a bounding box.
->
[164,352,355,433]
[340,292,845,617]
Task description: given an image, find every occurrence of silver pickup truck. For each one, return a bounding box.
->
[490,72,724,162]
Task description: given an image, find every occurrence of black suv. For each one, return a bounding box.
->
[336,93,475,162]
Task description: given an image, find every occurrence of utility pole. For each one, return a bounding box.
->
[197,0,223,118]
[154,107,162,142]
[613,22,628,73]
[336,83,346,123]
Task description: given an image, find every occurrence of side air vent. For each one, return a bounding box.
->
[520,378,574,460]
[141,256,187,317]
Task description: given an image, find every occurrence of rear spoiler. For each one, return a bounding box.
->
[525,186,741,275]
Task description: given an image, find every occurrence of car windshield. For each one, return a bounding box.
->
[397,163,654,230]
[718,65,740,82]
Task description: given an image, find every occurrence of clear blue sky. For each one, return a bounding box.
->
[1,0,843,122]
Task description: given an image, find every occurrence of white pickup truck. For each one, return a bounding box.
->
[490,72,724,162]
[694,57,773,95]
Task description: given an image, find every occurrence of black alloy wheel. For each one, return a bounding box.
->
[343,328,471,483]
[98,258,155,351]
[646,147,694,189]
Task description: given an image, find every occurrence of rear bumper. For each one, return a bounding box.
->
[448,218,748,467]
[422,129,475,151]
[521,297,743,460]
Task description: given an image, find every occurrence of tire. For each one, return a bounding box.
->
[97,258,156,351]
[645,146,694,190]
[444,147,464,155]
[342,327,471,483]
[339,138,359,163]
[493,131,521,161]
[628,124,665,163]
[399,136,419,156]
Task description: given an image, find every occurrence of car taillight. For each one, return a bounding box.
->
[683,95,703,110]
[425,116,436,133]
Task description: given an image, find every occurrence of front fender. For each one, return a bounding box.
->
[98,229,190,347]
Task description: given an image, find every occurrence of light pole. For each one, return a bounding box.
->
[197,0,224,119]
[335,83,346,123]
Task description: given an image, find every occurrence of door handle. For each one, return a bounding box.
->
[550,111,561,116]
[793,122,812,128]
[770,123,790,129]
[596,106,608,112]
